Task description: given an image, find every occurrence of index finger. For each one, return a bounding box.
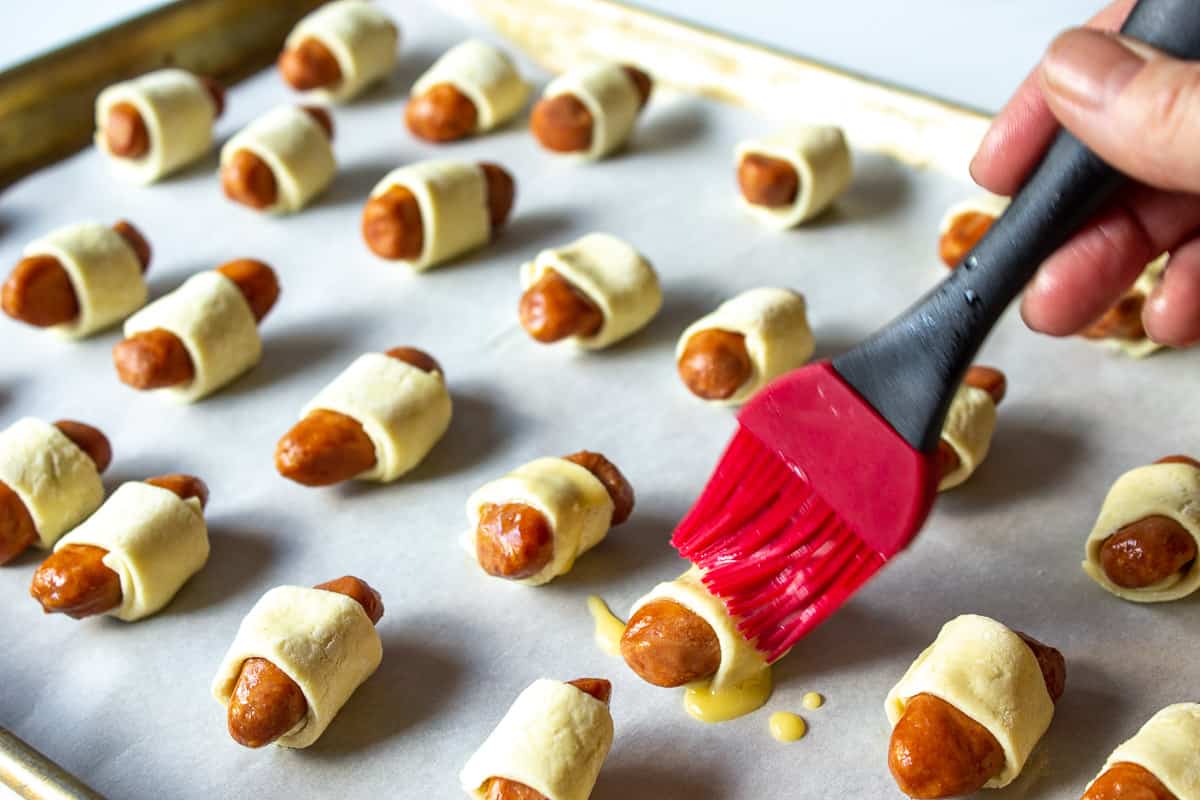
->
[969,0,1135,196]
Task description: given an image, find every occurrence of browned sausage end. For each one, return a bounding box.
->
[29,544,123,619]
[963,365,1007,406]
[529,94,593,154]
[113,328,195,390]
[1100,516,1196,589]
[562,451,634,525]
[104,102,150,159]
[622,65,653,108]
[384,346,442,375]
[518,270,604,343]
[216,258,280,322]
[620,598,721,687]
[315,575,384,624]
[362,185,424,260]
[475,502,554,580]
[1082,293,1146,341]
[145,473,210,509]
[112,220,152,272]
[222,150,279,210]
[278,38,343,92]
[53,420,112,473]
[939,211,994,269]
[677,328,753,401]
[479,162,516,230]
[1082,762,1178,800]
[405,83,479,143]
[198,76,226,118]
[0,481,38,566]
[888,693,1006,799]
[276,409,378,487]
[2,255,80,328]
[737,153,799,209]
[300,105,335,140]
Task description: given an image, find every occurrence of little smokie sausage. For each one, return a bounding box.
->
[112,259,279,390]
[275,347,442,486]
[221,106,333,209]
[277,37,342,92]
[1082,292,1146,342]
[888,633,1065,799]
[1082,762,1179,800]
[2,220,151,328]
[406,83,479,143]
[562,451,634,525]
[935,365,1006,483]
[226,575,384,748]
[28,474,208,618]
[482,679,612,800]
[474,503,554,580]
[474,452,633,580]
[0,421,111,565]
[939,211,995,269]
[1098,455,1199,590]
[737,153,799,208]
[103,76,226,159]
[360,162,515,260]
[517,270,604,343]
[676,328,754,401]
[529,66,651,154]
[620,598,722,687]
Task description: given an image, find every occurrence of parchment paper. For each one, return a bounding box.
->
[0,2,1197,798]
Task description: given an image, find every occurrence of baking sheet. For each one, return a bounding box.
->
[1,2,1198,798]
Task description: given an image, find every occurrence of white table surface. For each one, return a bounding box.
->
[1,0,1102,112]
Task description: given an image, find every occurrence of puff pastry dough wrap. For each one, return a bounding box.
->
[543,62,641,160]
[220,106,336,214]
[55,482,208,621]
[520,233,662,350]
[301,353,452,482]
[212,586,382,749]
[938,193,1011,237]
[411,39,529,132]
[22,222,147,339]
[94,69,217,184]
[1088,703,1200,800]
[0,418,104,550]
[1083,461,1200,602]
[631,567,770,690]
[735,126,853,229]
[369,161,490,270]
[937,384,998,491]
[123,271,261,403]
[885,614,1055,789]
[467,457,613,586]
[286,0,398,103]
[675,288,814,406]
[1093,254,1168,359]
[460,679,614,800]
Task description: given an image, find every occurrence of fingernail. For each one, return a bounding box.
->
[1041,29,1148,110]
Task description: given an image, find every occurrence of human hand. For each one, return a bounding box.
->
[971,0,1200,347]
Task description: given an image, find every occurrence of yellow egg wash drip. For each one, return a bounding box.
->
[586,595,625,657]
[684,666,773,723]
[768,712,807,742]
[802,692,824,709]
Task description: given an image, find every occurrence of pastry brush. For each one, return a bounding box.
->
[671,0,1200,662]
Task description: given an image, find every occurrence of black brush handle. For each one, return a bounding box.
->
[833,0,1200,453]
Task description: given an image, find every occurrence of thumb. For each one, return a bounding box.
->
[1040,27,1200,192]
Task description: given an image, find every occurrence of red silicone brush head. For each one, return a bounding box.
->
[671,361,938,661]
